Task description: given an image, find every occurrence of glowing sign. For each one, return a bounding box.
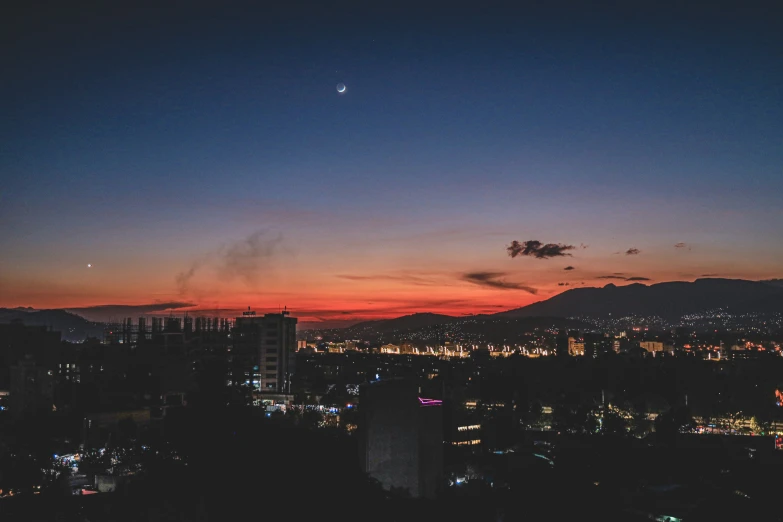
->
[418,397,442,407]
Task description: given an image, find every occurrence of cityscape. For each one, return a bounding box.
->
[3,286,783,520]
[2,2,782,521]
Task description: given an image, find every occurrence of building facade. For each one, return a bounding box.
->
[233,309,297,394]
[359,379,443,499]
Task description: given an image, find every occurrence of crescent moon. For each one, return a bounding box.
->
[337,83,346,93]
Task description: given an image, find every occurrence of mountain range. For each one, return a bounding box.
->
[3,278,781,341]
[0,308,104,342]
[497,278,783,320]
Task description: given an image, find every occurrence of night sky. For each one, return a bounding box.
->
[2,3,781,324]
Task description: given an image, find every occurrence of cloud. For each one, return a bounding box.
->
[701,273,720,277]
[507,240,575,259]
[66,302,196,322]
[558,282,570,286]
[625,248,641,255]
[596,275,626,280]
[462,272,537,293]
[221,230,283,285]
[579,243,588,249]
[563,266,575,271]
[674,242,692,251]
[336,273,438,286]
[625,276,651,281]
[176,261,204,295]
[597,275,650,281]
[176,229,283,294]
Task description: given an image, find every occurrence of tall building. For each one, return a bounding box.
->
[556,330,569,357]
[584,332,611,358]
[10,356,54,416]
[233,309,297,395]
[359,379,443,499]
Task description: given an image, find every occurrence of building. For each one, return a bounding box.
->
[568,337,585,356]
[0,322,61,390]
[233,309,297,395]
[451,422,482,447]
[556,330,569,357]
[380,344,400,354]
[10,356,54,416]
[400,341,416,354]
[639,341,665,355]
[584,332,610,358]
[359,379,443,499]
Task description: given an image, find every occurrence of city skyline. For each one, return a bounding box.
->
[2,4,781,324]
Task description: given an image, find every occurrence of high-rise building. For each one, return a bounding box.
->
[556,330,569,357]
[233,309,297,394]
[584,332,611,358]
[10,356,54,416]
[358,379,443,499]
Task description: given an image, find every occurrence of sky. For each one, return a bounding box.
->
[1,2,781,325]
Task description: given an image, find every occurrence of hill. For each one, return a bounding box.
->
[497,278,783,320]
[0,308,104,342]
[344,313,458,336]
[306,313,590,345]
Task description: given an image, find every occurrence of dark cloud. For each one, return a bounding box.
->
[558,282,570,286]
[674,242,687,248]
[625,248,641,255]
[67,302,196,323]
[597,275,651,281]
[579,243,588,249]
[507,240,575,259]
[462,272,537,294]
[563,266,575,271]
[177,229,283,294]
[701,273,720,277]
[336,273,437,286]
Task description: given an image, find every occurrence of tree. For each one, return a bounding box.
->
[601,410,629,436]
[654,405,694,442]
[301,409,324,430]
[750,416,771,435]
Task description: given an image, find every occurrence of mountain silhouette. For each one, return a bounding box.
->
[0,308,103,341]
[496,278,783,320]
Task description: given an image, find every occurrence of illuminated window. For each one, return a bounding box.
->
[457,424,481,432]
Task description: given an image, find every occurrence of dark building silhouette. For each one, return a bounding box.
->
[359,379,443,498]
[0,322,61,416]
[233,309,297,395]
[556,329,569,357]
[584,332,612,358]
[10,356,54,416]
